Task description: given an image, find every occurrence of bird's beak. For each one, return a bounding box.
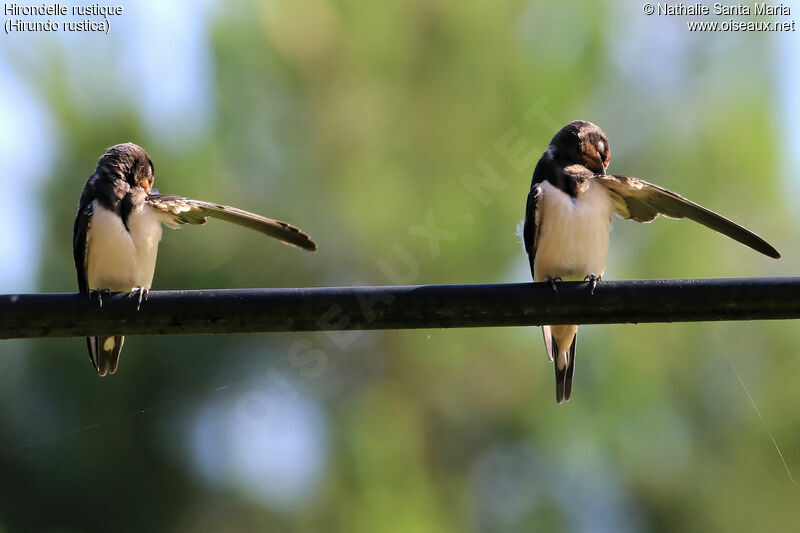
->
[600,162,607,175]
[140,179,152,194]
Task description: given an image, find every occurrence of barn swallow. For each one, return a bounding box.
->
[73,143,317,376]
[521,121,780,404]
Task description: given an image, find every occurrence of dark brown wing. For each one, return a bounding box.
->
[522,182,543,274]
[597,174,780,259]
[73,185,120,376]
[525,182,554,363]
[72,191,94,294]
[147,194,317,251]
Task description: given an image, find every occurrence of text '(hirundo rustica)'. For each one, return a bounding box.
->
[3,3,123,35]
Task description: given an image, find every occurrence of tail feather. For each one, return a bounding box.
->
[551,331,578,404]
[551,337,566,403]
[87,336,124,376]
[564,334,577,402]
[541,325,554,362]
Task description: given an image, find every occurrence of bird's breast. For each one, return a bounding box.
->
[533,180,614,281]
[86,200,163,291]
[125,204,163,288]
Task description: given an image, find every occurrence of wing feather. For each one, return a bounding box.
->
[597,175,780,259]
[73,196,93,294]
[523,183,543,275]
[147,194,317,251]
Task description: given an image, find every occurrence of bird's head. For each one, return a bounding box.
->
[547,120,610,175]
[96,142,155,194]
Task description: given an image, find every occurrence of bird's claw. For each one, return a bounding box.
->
[128,287,149,311]
[90,288,111,308]
[544,276,563,294]
[584,274,601,295]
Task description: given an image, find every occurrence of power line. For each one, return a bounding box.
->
[1,277,799,339]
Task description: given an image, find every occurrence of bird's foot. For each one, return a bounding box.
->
[128,286,149,311]
[544,276,563,294]
[584,274,601,295]
[90,288,111,308]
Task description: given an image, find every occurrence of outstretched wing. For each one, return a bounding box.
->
[597,174,780,259]
[146,194,317,251]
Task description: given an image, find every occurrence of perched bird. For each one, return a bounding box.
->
[521,121,780,403]
[73,143,317,376]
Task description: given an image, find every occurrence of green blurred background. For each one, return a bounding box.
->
[1,1,799,531]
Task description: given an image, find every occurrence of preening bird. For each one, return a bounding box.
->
[521,121,780,403]
[73,142,317,376]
